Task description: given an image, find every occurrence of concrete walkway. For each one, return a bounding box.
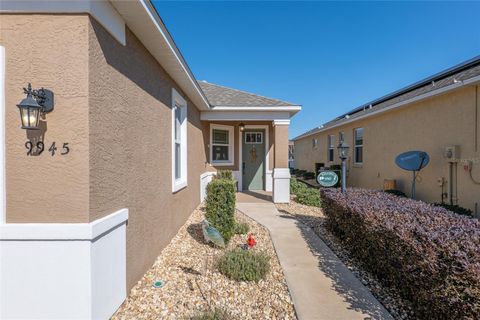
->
[237,197,392,320]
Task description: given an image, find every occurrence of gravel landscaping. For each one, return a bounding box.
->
[112,205,296,320]
[276,197,412,320]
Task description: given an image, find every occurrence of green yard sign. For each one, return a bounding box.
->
[317,171,339,187]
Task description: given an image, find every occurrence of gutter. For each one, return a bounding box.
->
[293,74,480,141]
[209,105,302,114]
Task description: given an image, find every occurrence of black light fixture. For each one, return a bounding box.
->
[337,140,349,193]
[239,122,245,131]
[17,83,54,130]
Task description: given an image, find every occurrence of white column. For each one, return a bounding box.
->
[272,120,291,203]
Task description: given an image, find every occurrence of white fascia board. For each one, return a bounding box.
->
[201,111,291,121]
[0,0,126,45]
[211,105,301,115]
[0,209,128,240]
[293,75,480,141]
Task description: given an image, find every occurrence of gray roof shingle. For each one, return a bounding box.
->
[198,81,298,107]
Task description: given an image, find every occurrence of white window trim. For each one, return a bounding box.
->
[354,128,363,165]
[328,135,335,162]
[210,124,234,166]
[312,138,318,149]
[172,88,188,192]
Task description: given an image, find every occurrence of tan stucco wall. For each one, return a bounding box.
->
[87,19,209,289]
[274,124,289,168]
[294,86,480,213]
[1,15,90,223]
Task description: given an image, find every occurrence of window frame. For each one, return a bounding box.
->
[327,135,335,162]
[210,124,234,166]
[171,88,188,192]
[354,127,364,165]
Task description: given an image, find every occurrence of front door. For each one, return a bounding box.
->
[242,130,265,190]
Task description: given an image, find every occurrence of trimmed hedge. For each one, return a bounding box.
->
[321,188,480,319]
[217,249,270,282]
[303,171,315,180]
[205,178,236,243]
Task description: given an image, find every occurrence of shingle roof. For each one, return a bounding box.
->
[293,55,480,140]
[198,81,298,107]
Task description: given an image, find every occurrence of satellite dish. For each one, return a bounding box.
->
[395,151,430,199]
[395,151,429,171]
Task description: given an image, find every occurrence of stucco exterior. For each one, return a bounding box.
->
[87,18,210,288]
[1,14,91,223]
[294,85,480,214]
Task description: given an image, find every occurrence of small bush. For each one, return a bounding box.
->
[321,188,480,319]
[217,249,270,282]
[384,189,407,197]
[434,203,473,217]
[205,179,236,242]
[303,171,315,180]
[216,170,233,180]
[191,308,231,320]
[296,188,321,207]
[234,222,250,235]
[290,168,298,175]
[290,177,303,195]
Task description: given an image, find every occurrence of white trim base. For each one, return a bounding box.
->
[273,168,291,203]
[266,170,273,192]
[0,209,128,320]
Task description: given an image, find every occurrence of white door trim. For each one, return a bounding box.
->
[238,125,269,191]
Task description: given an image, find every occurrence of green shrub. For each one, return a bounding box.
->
[216,170,233,180]
[434,203,473,216]
[290,178,304,195]
[384,189,407,197]
[296,187,321,207]
[191,308,231,320]
[205,179,236,242]
[217,249,270,282]
[234,222,250,235]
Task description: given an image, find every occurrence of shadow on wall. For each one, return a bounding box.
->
[91,18,206,140]
[277,210,393,320]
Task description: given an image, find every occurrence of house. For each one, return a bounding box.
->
[0,1,300,319]
[293,56,480,215]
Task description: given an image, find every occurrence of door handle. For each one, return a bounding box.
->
[242,162,245,173]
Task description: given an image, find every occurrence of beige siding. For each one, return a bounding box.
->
[294,86,480,213]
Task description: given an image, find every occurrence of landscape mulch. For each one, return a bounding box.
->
[112,205,296,320]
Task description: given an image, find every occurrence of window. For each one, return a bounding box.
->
[245,132,263,144]
[312,138,318,149]
[327,135,335,162]
[210,124,234,166]
[354,128,363,164]
[172,89,187,192]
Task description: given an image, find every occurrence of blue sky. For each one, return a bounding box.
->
[153,1,480,138]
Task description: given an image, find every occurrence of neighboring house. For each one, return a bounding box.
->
[0,1,300,319]
[293,56,480,215]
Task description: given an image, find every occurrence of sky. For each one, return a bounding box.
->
[153,1,480,139]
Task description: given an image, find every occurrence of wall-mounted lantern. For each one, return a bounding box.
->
[17,83,54,130]
[337,140,349,193]
[239,122,245,131]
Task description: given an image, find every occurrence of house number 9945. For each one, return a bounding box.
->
[25,141,70,156]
